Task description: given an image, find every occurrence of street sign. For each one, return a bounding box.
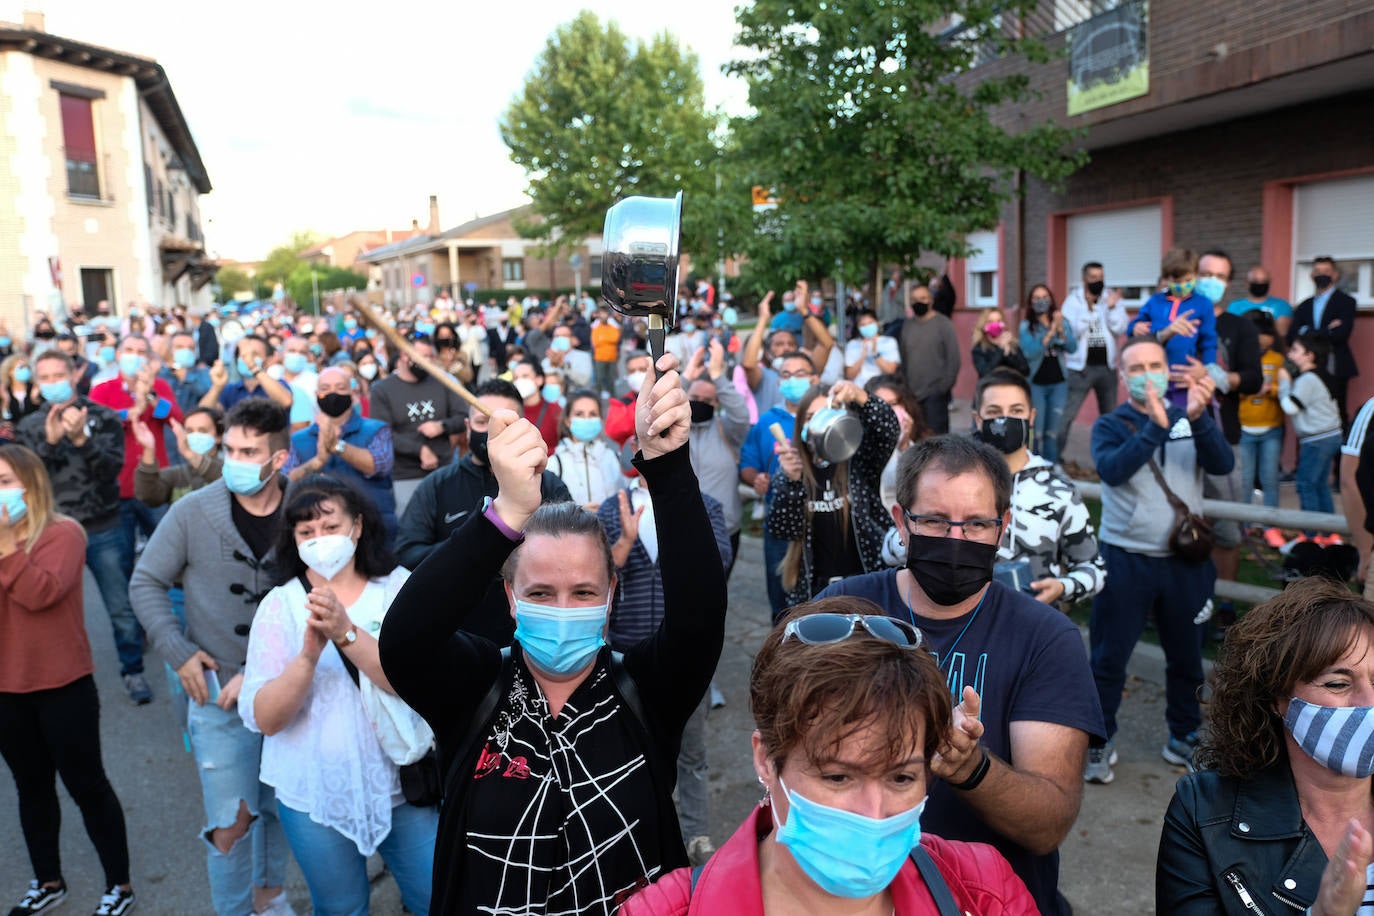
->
[569,253,584,271]
[464,281,478,292]
[411,273,425,288]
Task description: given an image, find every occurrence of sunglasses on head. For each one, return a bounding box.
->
[782,613,923,650]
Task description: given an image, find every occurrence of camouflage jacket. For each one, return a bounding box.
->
[17,397,125,529]
[998,454,1107,604]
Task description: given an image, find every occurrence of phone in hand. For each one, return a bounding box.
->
[203,669,221,704]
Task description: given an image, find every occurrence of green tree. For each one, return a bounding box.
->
[727,0,1086,285]
[285,265,368,314]
[257,231,324,296]
[500,12,723,259]
[214,267,253,303]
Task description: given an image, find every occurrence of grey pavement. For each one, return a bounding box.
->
[1,533,1183,915]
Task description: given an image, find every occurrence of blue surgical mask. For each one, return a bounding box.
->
[14,365,32,384]
[185,432,217,456]
[282,352,308,375]
[173,348,197,369]
[416,322,436,336]
[1127,371,1169,403]
[570,416,603,442]
[0,336,11,348]
[780,377,811,404]
[118,353,146,377]
[222,456,271,495]
[514,599,608,676]
[551,336,573,352]
[0,487,27,524]
[773,777,926,899]
[859,323,879,339]
[344,317,358,330]
[783,299,798,312]
[39,380,73,403]
[98,345,116,365]
[1285,698,1374,778]
[236,357,254,378]
[542,383,562,403]
[1195,276,1226,305]
[680,321,696,333]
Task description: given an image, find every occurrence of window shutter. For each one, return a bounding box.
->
[59,94,97,161]
[1065,204,1162,289]
[1294,177,1374,261]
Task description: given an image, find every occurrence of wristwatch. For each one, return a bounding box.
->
[334,627,357,648]
[332,439,347,456]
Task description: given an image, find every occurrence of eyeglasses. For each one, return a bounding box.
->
[782,613,923,649]
[904,511,1002,542]
[776,370,811,380]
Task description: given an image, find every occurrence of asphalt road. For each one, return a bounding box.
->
[1,537,1184,915]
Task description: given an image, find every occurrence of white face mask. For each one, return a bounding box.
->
[297,528,357,581]
[358,363,378,380]
[513,377,538,400]
[265,363,286,381]
[625,371,647,393]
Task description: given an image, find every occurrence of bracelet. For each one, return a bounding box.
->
[951,748,991,791]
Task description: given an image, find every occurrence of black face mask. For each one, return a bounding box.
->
[1313,274,1334,291]
[1086,280,1105,297]
[976,416,1028,455]
[689,400,715,424]
[408,360,429,382]
[316,392,353,418]
[906,534,998,606]
[468,429,488,465]
[911,301,931,317]
[1248,281,1270,298]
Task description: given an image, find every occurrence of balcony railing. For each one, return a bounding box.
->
[63,149,114,203]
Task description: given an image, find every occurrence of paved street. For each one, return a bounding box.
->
[1,536,1185,914]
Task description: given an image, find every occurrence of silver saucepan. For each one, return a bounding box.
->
[803,396,863,467]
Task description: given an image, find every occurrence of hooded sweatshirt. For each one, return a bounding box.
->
[1091,401,1234,557]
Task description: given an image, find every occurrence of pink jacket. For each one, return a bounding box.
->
[620,803,1038,916]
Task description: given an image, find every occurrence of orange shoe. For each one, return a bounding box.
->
[1263,528,1287,549]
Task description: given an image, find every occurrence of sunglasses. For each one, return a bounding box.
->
[782,613,923,650]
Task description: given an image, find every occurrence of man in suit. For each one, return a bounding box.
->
[1288,256,1359,428]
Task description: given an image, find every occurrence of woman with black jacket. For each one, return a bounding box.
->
[378,353,727,915]
[1157,577,1374,915]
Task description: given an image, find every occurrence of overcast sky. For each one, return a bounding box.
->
[13,0,751,260]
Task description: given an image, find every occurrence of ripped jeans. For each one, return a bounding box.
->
[186,699,289,916]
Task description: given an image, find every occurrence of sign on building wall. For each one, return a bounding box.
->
[1066,0,1149,117]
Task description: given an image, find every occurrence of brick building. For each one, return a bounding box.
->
[937,0,1374,422]
[0,11,214,327]
[358,200,603,307]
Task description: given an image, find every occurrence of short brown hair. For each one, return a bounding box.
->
[1198,578,1374,779]
[894,434,1012,516]
[752,597,952,774]
[1160,247,1198,281]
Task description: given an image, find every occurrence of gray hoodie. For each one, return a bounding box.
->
[130,478,282,680]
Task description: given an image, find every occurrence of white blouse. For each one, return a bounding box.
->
[239,567,411,856]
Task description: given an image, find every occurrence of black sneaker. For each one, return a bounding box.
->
[8,880,67,915]
[91,887,132,916]
[122,674,152,706]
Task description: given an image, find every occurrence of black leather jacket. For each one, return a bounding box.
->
[1157,762,1329,914]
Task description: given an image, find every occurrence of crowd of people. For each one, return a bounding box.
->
[0,246,1372,916]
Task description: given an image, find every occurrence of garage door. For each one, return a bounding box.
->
[1065,203,1163,307]
[1294,175,1374,306]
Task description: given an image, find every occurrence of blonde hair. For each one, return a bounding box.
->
[0,443,79,553]
[972,309,1008,349]
[0,354,28,395]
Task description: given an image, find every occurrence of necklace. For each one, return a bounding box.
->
[905,577,988,674]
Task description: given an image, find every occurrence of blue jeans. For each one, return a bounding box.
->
[84,525,145,676]
[1031,380,1068,463]
[1239,426,1283,509]
[278,802,437,916]
[186,701,289,916]
[1296,433,1342,514]
[118,497,167,556]
[763,531,789,622]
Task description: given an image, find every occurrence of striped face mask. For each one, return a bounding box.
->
[1284,698,1374,778]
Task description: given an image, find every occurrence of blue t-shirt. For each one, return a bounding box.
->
[1226,296,1292,320]
[817,572,1104,916]
[217,380,283,411]
[739,406,796,505]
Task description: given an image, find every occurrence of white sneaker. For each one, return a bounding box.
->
[255,893,297,916]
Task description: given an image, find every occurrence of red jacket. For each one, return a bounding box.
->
[90,375,183,498]
[620,803,1036,916]
[605,395,637,447]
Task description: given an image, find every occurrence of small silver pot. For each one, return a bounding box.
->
[600,191,683,321]
[803,397,863,467]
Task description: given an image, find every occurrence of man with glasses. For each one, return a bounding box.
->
[817,434,1102,915]
[129,399,295,916]
[394,379,570,643]
[739,351,821,618]
[1085,337,1230,783]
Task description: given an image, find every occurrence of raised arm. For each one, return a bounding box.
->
[741,291,774,391]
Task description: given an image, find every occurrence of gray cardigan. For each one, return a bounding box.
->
[130,477,283,680]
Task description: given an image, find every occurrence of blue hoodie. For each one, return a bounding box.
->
[1091,400,1233,556]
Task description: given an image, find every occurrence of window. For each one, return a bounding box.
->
[59,94,99,198]
[590,255,603,283]
[1064,203,1163,307]
[1293,176,1374,307]
[1054,0,1123,32]
[155,178,164,217]
[503,258,524,283]
[965,230,999,307]
[80,268,113,312]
